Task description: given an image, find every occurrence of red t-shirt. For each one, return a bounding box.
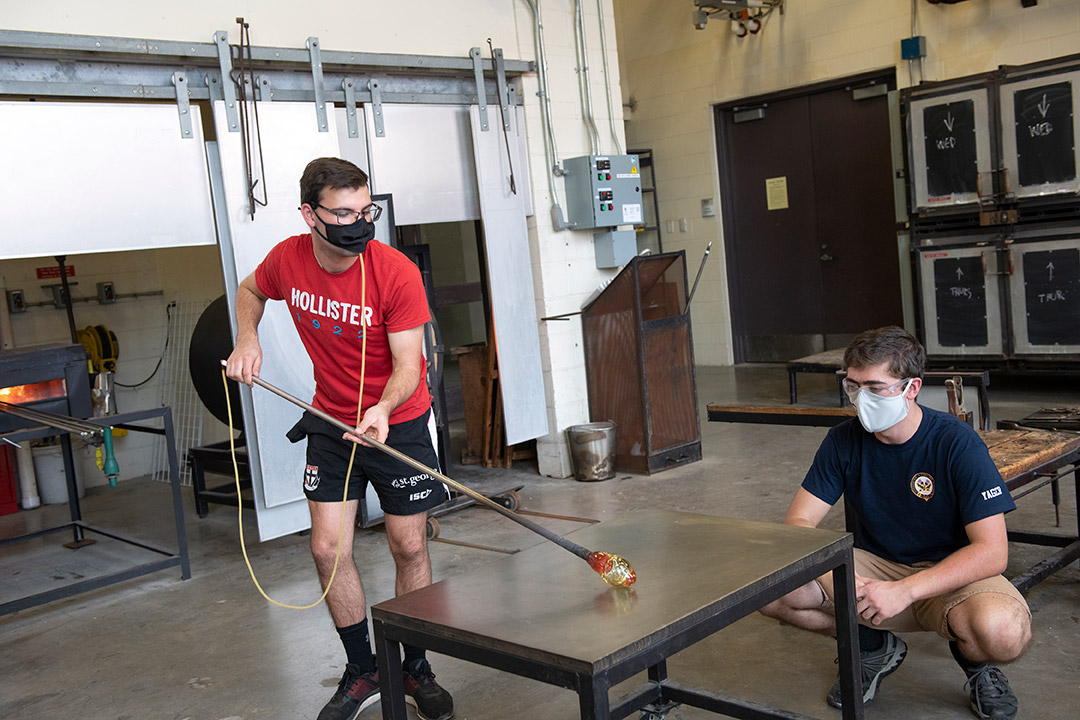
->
[255,235,431,426]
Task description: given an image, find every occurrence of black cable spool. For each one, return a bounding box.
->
[189,295,244,434]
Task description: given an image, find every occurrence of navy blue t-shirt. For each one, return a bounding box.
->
[801,407,1013,564]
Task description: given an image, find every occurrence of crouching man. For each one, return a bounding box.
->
[761,327,1030,719]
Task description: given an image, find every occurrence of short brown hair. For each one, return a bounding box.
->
[843,326,926,380]
[299,157,369,207]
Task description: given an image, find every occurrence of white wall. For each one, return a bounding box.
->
[3,0,524,57]
[2,0,629,478]
[0,246,226,488]
[614,0,1080,366]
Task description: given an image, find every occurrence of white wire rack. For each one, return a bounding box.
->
[151,299,209,486]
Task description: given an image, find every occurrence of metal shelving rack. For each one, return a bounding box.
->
[630,148,663,254]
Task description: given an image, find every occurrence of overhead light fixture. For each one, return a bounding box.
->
[692,1,784,32]
[731,19,748,37]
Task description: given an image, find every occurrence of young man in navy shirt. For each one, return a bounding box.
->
[761,327,1030,720]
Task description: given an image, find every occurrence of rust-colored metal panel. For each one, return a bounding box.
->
[582,253,700,474]
[638,255,686,321]
[644,320,697,451]
[583,267,646,473]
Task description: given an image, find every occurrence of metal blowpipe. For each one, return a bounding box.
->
[220,361,635,587]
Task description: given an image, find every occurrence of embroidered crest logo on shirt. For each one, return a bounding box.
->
[910,473,935,501]
[304,464,320,491]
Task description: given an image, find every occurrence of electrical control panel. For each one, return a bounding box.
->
[97,281,116,304]
[564,154,644,230]
[5,289,25,314]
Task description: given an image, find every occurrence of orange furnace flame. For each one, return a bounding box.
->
[0,378,67,404]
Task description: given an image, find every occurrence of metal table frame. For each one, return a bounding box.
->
[0,406,190,615]
[373,517,862,720]
[998,445,1080,593]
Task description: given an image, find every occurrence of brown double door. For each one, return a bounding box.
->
[716,73,903,362]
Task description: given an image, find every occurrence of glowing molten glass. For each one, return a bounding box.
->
[587,551,636,587]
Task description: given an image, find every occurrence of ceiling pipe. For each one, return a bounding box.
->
[574,0,602,155]
[595,0,623,155]
[521,0,572,229]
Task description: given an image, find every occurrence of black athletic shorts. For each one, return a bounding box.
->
[286,409,448,516]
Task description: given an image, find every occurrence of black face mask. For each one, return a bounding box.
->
[314,214,376,254]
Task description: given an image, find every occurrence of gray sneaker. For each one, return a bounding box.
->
[964,665,1018,720]
[950,640,1019,719]
[826,631,908,708]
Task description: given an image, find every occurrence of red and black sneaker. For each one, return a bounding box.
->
[403,659,454,720]
[317,664,380,720]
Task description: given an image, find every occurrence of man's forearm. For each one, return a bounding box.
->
[373,361,422,415]
[898,541,1007,602]
[235,282,266,344]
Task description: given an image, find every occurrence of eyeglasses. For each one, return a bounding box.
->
[842,377,911,398]
[310,202,382,224]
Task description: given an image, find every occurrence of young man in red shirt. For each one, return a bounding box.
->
[227,157,453,720]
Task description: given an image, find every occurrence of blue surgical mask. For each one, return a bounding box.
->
[850,379,912,433]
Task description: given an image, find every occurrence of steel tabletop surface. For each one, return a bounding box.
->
[372,509,853,676]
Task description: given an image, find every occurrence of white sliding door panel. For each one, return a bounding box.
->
[364,103,532,224]
[0,101,215,258]
[212,101,340,540]
[512,105,534,218]
[336,105,371,175]
[469,106,547,445]
[367,104,481,224]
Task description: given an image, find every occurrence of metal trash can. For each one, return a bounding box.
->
[565,421,616,482]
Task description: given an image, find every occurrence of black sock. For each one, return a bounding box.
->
[858,624,887,653]
[402,644,427,671]
[949,640,986,675]
[337,619,376,674]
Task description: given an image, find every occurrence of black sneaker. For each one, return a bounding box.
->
[317,664,380,720]
[826,631,908,708]
[403,658,454,720]
[963,665,1019,719]
[950,640,1019,719]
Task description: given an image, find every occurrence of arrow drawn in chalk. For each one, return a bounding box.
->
[956,266,964,280]
[1038,94,1050,118]
[944,112,955,132]
[1048,261,1055,282]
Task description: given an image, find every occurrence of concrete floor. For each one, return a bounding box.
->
[1,365,1078,720]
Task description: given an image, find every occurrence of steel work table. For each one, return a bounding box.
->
[981,428,1080,593]
[372,509,862,720]
[786,349,847,405]
[0,407,191,615]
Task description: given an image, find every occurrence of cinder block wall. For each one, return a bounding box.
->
[1,246,226,487]
[614,0,1080,366]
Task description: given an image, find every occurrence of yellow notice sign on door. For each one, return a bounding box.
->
[765,176,789,211]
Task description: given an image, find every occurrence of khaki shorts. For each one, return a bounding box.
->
[816,548,1030,640]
